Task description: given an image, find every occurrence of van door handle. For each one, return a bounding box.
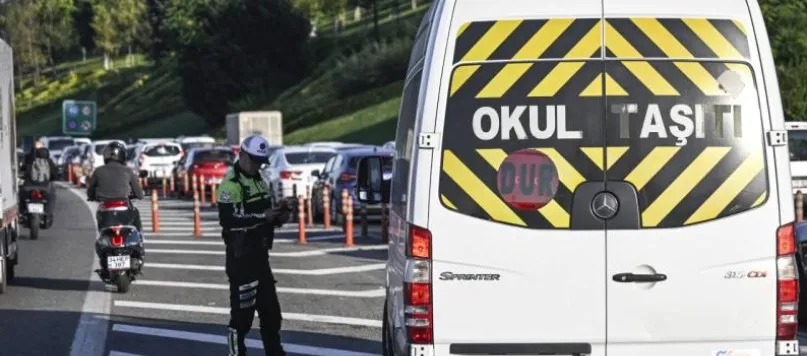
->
[612,272,667,283]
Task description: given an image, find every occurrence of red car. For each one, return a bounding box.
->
[173,146,236,197]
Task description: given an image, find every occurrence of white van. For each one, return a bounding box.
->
[356,1,800,356]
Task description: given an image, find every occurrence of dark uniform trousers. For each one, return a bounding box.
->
[225,239,284,356]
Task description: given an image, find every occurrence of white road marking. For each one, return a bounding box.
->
[63,183,111,356]
[141,219,220,225]
[144,232,221,237]
[108,351,145,356]
[133,279,385,297]
[146,262,386,274]
[113,302,382,328]
[112,324,381,356]
[151,226,223,232]
[146,245,387,257]
[142,235,344,245]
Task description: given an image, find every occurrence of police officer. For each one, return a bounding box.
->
[217,135,292,356]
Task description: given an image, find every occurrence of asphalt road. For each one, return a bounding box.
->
[0,183,386,356]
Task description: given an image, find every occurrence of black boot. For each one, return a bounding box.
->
[260,330,285,356]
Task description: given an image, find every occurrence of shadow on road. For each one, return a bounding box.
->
[10,276,106,292]
[0,309,382,355]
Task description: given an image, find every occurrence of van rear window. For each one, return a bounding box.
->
[440,17,765,229]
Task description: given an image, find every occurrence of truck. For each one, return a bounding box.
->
[225,111,283,146]
[0,38,19,294]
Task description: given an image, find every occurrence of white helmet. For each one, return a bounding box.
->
[240,135,271,164]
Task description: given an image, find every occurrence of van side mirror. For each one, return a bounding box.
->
[356,156,390,204]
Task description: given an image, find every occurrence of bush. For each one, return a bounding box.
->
[332,36,412,98]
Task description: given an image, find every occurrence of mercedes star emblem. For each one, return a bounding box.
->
[591,191,619,220]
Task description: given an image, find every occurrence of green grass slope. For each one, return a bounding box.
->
[16,55,207,138]
[16,0,431,143]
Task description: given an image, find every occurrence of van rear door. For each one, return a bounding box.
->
[603,1,778,355]
[431,1,607,354]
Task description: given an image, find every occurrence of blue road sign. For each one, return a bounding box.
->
[62,100,96,136]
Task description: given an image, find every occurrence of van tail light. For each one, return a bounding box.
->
[100,200,129,212]
[404,224,433,344]
[30,190,42,200]
[338,172,356,182]
[776,222,799,341]
[280,170,301,180]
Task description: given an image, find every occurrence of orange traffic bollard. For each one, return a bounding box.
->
[169,175,176,196]
[345,196,354,247]
[200,175,207,205]
[192,174,198,197]
[67,163,74,183]
[381,202,389,243]
[298,195,307,244]
[151,188,159,233]
[322,185,331,229]
[183,173,189,194]
[341,189,349,232]
[193,190,202,237]
[211,183,218,207]
[162,177,168,198]
[306,185,313,228]
[797,191,804,222]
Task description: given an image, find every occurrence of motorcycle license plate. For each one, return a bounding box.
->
[27,203,44,214]
[107,256,131,270]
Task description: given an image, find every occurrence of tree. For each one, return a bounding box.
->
[34,0,76,66]
[73,0,97,55]
[91,1,119,69]
[146,0,169,62]
[349,0,379,41]
[1,0,46,86]
[115,0,150,65]
[164,0,312,124]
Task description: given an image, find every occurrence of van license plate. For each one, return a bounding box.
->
[27,203,44,214]
[107,256,131,270]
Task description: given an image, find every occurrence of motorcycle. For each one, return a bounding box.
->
[92,199,145,293]
[19,186,53,240]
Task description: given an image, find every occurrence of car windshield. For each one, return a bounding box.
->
[285,152,336,164]
[94,144,107,155]
[195,150,235,164]
[789,130,807,161]
[48,139,75,151]
[182,142,215,151]
[145,144,181,157]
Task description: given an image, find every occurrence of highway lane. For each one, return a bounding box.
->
[0,183,99,356]
[107,190,386,355]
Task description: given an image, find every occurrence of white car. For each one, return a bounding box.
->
[365,1,800,356]
[263,146,337,200]
[133,141,182,181]
[40,136,76,163]
[87,140,126,172]
[176,135,216,152]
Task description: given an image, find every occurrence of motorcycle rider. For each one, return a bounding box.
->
[217,135,292,356]
[86,141,145,231]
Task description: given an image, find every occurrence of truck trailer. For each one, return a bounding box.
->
[0,37,19,294]
[225,111,283,146]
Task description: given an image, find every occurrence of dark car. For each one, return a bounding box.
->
[310,146,393,224]
[796,221,807,327]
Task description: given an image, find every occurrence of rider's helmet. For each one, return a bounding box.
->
[240,135,271,165]
[102,141,127,164]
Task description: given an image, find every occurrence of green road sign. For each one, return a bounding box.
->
[62,100,96,136]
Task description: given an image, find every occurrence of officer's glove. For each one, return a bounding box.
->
[265,207,291,227]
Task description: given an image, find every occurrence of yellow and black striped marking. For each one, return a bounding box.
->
[440,17,766,229]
